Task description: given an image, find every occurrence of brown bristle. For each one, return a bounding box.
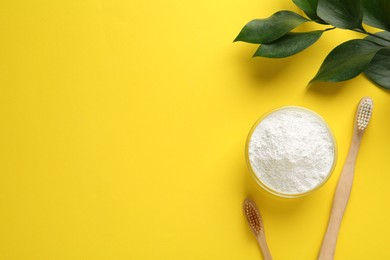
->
[243,198,263,236]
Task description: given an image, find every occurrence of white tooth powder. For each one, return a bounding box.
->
[248,107,335,195]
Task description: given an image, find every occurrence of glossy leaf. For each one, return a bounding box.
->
[234,11,309,44]
[365,31,390,47]
[317,0,364,30]
[254,31,323,58]
[362,0,390,31]
[364,48,390,89]
[311,39,383,83]
[292,0,326,23]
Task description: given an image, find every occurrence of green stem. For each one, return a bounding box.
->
[324,27,336,32]
[352,29,390,43]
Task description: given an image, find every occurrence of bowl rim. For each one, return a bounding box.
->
[245,106,338,199]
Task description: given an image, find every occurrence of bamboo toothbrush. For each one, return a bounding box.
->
[243,198,273,260]
[318,97,373,260]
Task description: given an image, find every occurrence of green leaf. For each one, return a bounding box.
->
[317,0,364,30]
[234,11,309,44]
[310,39,383,83]
[364,48,390,89]
[362,0,390,31]
[292,0,326,23]
[253,31,323,58]
[365,31,390,47]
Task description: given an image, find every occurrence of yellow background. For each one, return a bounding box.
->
[1,0,389,259]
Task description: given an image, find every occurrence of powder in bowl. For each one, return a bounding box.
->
[247,107,336,197]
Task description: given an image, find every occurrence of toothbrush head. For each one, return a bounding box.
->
[356,97,373,132]
[243,198,263,236]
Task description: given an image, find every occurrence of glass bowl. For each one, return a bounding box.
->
[245,106,337,199]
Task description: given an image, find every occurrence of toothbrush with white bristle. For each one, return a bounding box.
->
[318,97,373,260]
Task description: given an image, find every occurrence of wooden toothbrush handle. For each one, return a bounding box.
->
[257,234,273,260]
[318,134,362,260]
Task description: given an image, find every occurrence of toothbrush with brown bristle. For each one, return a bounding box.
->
[318,97,373,260]
[243,198,273,260]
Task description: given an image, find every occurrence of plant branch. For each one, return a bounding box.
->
[352,29,390,43]
[324,27,336,32]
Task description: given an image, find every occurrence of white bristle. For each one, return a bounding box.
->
[357,98,373,131]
